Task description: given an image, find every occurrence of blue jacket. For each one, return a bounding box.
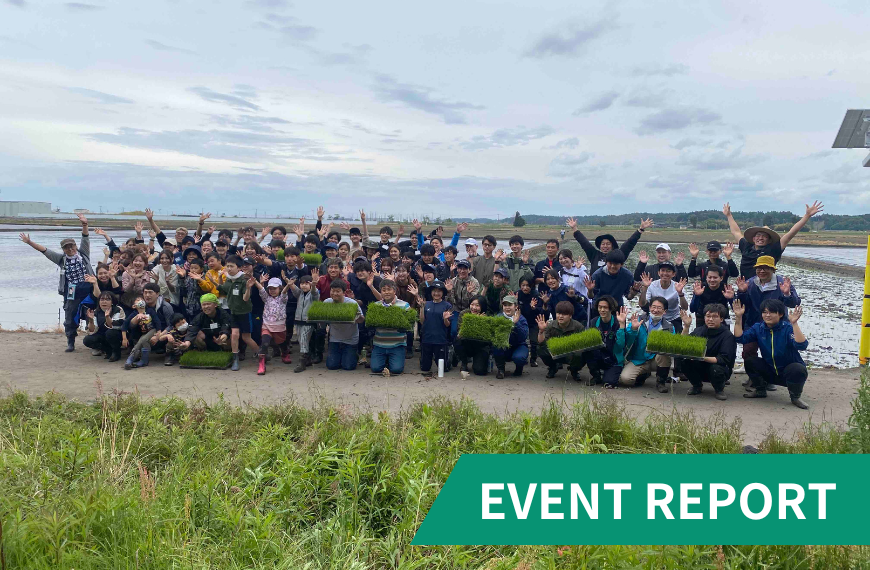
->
[544,285,587,322]
[736,319,808,370]
[498,313,529,349]
[737,275,799,328]
[623,313,675,365]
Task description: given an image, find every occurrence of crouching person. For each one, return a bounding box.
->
[537,301,585,381]
[456,296,491,376]
[734,299,809,409]
[679,304,736,401]
[82,292,125,362]
[585,296,629,388]
[158,313,192,366]
[184,293,231,351]
[492,296,529,378]
[619,297,674,392]
[324,279,365,371]
[370,279,411,375]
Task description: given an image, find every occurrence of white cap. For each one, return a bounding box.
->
[655,243,671,251]
[464,238,478,246]
[267,277,282,288]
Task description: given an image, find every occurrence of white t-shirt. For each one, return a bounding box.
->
[646,280,681,323]
[324,297,363,345]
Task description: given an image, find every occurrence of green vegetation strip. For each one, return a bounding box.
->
[365,303,417,330]
[547,328,604,357]
[457,313,514,349]
[178,350,233,369]
[307,300,358,322]
[2,375,870,567]
[646,329,708,358]
[300,253,322,267]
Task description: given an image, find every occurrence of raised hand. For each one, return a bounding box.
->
[134,221,144,234]
[94,227,107,237]
[630,311,641,329]
[789,305,803,324]
[674,278,687,295]
[145,208,154,220]
[76,212,88,225]
[260,227,271,240]
[494,249,506,262]
[412,218,422,231]
[511,310,520,323]
[340,221,351,230]
[675,252,685,265]
[535,314,547,329]
[246,277,256,289]
[415,265,424,279]
[780,276,792,296]
[466,280,476,294]
[732,299,745,317]
[723,242,735,258]
[521,249,530,263]
[310,267,320,281]
[640,272,653,288]
[371,251,380,262]
[583,276,595,292]
[566,217,577,230]
[435,225,444,237]
[445,279,454,291]
[366,272,375,287]
[639,218,654,231]
[176,267,187,278]
[260,272,269,284]
[396,223,405,236]
[805,201,824,218]
[530,297,538,309]
[407,281,419,298]
[456,222,469,233]
[616,306,628,326]
[86,308,95,320]
[103,247,110,256]
[688,243,700,258]
[541,292,551,305]
[342,265,351,278]
[148,229,156,240]
[735,276,748,293]
[317,206,325,219]
[293,223,304,238]
[84,274,97,284]
[722,203,732,217]
[693,280,704,296]
[359,209,366,222]
[680,308,692,327]
[638,250,649,264]
[723,284,735,300]
[576,256,587,268]
[199,212,211,224]
[443,310,454,321]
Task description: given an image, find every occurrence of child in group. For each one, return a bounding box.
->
[252,274,293,375]
[122,296,161,370]
[370,279,412,375]
[216,255,260,371]
[411,279,454,375]
[290,274,320,372]
[323,279,366,371]
[157,313,191,366]
[203,252,227,307]
[177,259,207,318]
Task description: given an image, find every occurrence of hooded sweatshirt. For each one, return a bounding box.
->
[691,325,737,369]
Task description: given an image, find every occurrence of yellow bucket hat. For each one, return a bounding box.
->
[754,255,776,269]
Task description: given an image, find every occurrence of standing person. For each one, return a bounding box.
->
[411,280,453,375]
[537,301,586,381]
[734,299,810,409]
[216,255,260,371]
[687,241,738,283]
[586,250,635,309]
[252,275,293,375]
[584,297,629,388]
[566,216,653,272]
[153,250,180,307]
[556,249,588,297]
[324,279,366,371]
[680,304,737,401]
[689,266,734,325]
[464,238,479,262]
[722,201,824,278]
[500,235,534,292]
[82,292,126,362]
[370,279,412,375]
[290,275,319,372]
[638,262,689,333]
[541,270,585,322]
[619,297,675,392]
[19,214,94,352]
[446,259,480,312]
[492,296,529,379]
[633,244,687,283]
[534,239,561,294]
[484,268,512,315]
[516,277,542,367]
[471,235,498,287]
[456,296,491,375]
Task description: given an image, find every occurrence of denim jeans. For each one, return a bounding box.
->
[371,345,406,374]
[326,341,358,370]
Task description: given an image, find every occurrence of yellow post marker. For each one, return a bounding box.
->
[862,235,870,365]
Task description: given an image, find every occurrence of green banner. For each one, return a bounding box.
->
[411,455,870,545]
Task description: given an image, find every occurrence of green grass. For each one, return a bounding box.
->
[307,300,358,322]
[546,328,604,357]
[457,313,514,349]
[301,253,323,267]
[178,350,233,368]
[365,302,417,330]
[646,330,708,358]
[0,382,866,569]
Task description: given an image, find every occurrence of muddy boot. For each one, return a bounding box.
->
[743,388,767,398]
[124,349,138,370]
[133,348,150,368]
[545,366,558,379]
[294,353,310,373]
[108,348,121,362]
[655,367,670,393]
[164,350,176,366]
[257,355,266,375]
[634,372,650,387]
[788,384,808,409]
[714,391,727,401]
[687,386,703,395]
[460,360,469,373]
[65,335,76,353]
[231,353,240,371]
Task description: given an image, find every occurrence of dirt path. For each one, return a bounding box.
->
[0,332,860,445]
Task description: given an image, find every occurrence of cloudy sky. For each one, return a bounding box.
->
[1,0,868,219]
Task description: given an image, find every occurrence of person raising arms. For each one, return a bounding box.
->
[566,216,653,272]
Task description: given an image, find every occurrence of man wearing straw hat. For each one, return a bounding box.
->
[722,201,823,278]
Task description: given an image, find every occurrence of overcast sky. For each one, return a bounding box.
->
[1,0,867,219]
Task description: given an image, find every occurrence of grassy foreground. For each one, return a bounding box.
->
[1,373,870,569]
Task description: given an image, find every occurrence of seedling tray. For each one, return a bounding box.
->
[549,343,605,358]
[650,351,708,361]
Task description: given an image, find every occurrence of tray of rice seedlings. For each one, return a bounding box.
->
[300,253,323,267]
[365,303,418,330]
[645,329,708,360]
[307,300,359,322]
[457,313,514,349]
[179,350,234,369]
[546,328,604,357]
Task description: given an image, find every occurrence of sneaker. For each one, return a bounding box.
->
[164,353,176,366]
[766,384,777,391]
[529,359,538,368]
[714,391,728,401]
[604,384,617,390]
[687,386,703,396]
[91,348,103,356]
[496,369,505,379]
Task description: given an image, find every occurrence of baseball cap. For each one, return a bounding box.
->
[456,259,471,269]
[655,243,671,251]
[658,260,676,272]
[164,237,177,246]
[324,242,339,250]
[421,264,436,274]
[501,295,518,305]
[241,257,255,266]
[60,238,76,248]
[494,267,509,278]
[267,277,282,288]
[349,227,362,235]
[464,238,478,246]
[706,240,722,251]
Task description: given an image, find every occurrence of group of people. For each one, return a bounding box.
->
[21,200,824,409]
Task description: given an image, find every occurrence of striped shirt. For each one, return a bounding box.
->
[372,298,411,348]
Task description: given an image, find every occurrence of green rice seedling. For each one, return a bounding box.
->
[178,350,233,369]
[307,300,359,322]
[547,328,604,357]
[646,329,707,358]
[300,253,322,266]
[458,313,514,348]
[365,303,417,330]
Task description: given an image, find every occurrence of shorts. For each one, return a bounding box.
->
[262,328,286,346]
[230,312,253,334]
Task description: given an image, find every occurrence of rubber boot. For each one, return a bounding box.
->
[460,360,469,373]
[687,385,703,395]
[281,346,292,364]
[545,366,558,379]
[164,350,176,366]
[655,367,670,393]
[529,345,538,367]
[65,335,76,353]
[133,348,150,368]
[108,347,121,362]
[788,384,808,409]
[294,353,310,373]
[231,353,240,371]
[125,349,138,370]
[496,368,505,379]
[512,364,524,377]
[743,388,767,398]
[257,355,266,375]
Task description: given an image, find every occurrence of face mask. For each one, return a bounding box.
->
[177,323,189,332]
[134,300,146,309]
[650,314,662,324]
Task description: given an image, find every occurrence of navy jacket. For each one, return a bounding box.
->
[736,319,808,369]
[590,266,634,308]
[737,275,800,329]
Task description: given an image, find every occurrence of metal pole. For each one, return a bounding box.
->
[861,235,870,365]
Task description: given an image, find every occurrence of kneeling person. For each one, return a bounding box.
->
[537,301,585,381]
[370,279,410,375]
[159,313,192,366]
[680,304,736,400]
